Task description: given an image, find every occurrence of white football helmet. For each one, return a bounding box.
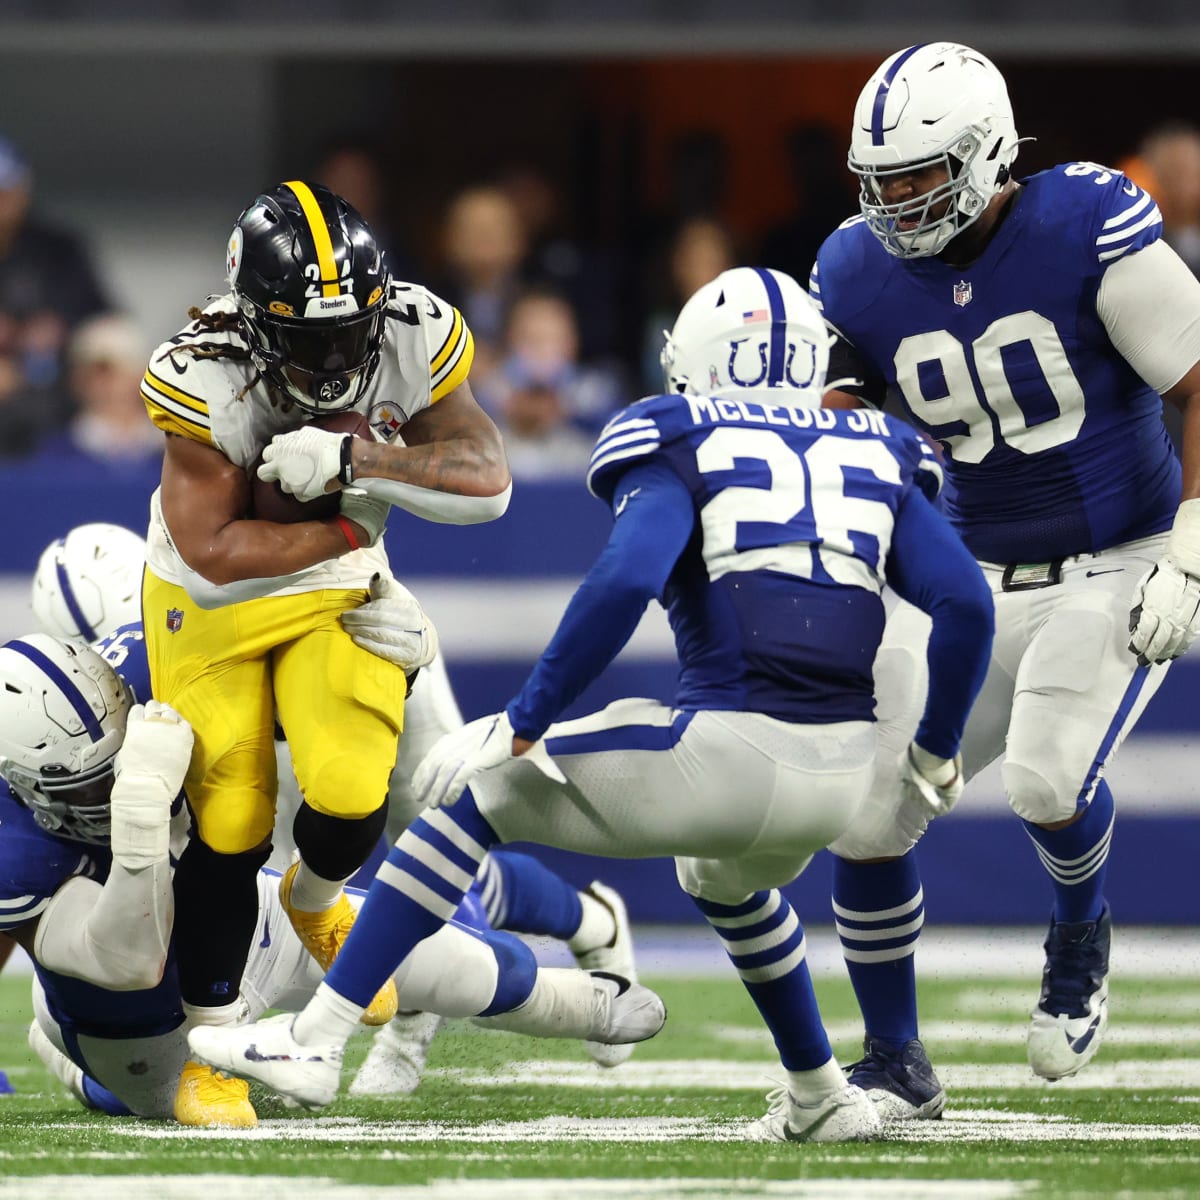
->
[0,634,132,844]
[849,42,1020,258]
[660,267,831,406]
[32,523,147,644]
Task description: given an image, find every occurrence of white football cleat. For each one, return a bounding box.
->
[348,1011,443,1097]
[744,1083,883,1144]
[187,1012,343,1110]
[1027,905,1112,1081]
[586,971,666,1049]
[572,882,638,1066]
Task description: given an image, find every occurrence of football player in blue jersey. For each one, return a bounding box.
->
[807,42,1200,1112]
[21,524,643,1103]
[187,267,995,1144]
[0,630,664,1123]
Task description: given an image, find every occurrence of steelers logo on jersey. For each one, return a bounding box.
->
[369,400,408,442]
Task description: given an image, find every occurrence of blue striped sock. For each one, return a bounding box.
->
[832,851,923,1049]
[476,850,583,940]
[692,889,831,1071]
[325,789,499,1008]
[1023,779,1114,924]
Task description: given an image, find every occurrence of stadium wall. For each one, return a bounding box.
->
[0,465,1195,926]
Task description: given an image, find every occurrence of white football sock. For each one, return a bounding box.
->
[567,891,617,956]
[293,981,364,1047]
[288,862,351,913]
[786,1055,848,1105]
[473,967,596,1039]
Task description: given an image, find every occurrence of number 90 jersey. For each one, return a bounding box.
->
[588,392,940,724]
[811,164,1182,564]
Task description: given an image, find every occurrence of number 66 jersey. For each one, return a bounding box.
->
[811,163,1194,565]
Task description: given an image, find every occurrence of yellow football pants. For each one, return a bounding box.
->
[143,571,407,854]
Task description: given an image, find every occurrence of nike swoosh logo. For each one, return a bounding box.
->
[1086,568,1124,578]
[1123,182,1138,196]
[168,356,189,376]
[784,1106,837,1142]
[615,488,642,516]
[1066,1013,1103,1054]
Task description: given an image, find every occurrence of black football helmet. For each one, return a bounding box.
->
[227,180,390,413]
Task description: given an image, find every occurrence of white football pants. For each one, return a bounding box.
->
[830,532,1171,860]
[470,698,877,906]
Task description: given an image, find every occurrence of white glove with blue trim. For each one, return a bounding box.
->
[1128,498,1200,666]
[413,711,566,810]
[341,573,438,671]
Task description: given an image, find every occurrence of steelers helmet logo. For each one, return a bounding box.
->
[227,227,244,286]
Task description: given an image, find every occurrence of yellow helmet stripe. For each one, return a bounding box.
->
[283,180,340,298]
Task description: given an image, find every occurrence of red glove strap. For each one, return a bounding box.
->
[333,514,360,551]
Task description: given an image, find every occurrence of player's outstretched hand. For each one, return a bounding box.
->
[414,711,566,810]
[111,701,194,869]
[1127,559,1200,666]
[342,572,439,671]
[899,742,963,818]
[258,427,346,501]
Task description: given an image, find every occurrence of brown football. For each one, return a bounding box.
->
[249,410,375,524]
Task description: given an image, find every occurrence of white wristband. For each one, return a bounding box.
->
[1167,497,1200,577]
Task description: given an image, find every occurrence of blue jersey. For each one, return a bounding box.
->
[584,392,940,723]
[812,163,1181,563]
[0,621,183,1039]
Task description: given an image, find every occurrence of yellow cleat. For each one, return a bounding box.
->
[173,1059,257,1128]
[279,861,398,1026]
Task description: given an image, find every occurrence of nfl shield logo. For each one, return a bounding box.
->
[166,607,184,633]
[953,279,973,307]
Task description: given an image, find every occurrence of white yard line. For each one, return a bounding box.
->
[0,1177,1032,1200]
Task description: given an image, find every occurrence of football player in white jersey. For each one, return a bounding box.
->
[809,42,1200,1115]
[139,181,511,1126]
[186,268,995,1145]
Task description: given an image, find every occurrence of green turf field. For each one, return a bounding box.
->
[1,953,1199,1199]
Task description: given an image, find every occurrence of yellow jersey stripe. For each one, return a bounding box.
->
[141,389,213,445]
[284,180,340,298]
[431,326,474,403]
[143,369,210,417]
[429,307,464,376]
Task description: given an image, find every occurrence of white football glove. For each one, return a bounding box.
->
[1128,559,1200,666]
[338,489,390,549]
[341,573,439,671]
[258,427,346,501]
[899,742,963,818]
[413,710,566,810]
[111,701,194,870]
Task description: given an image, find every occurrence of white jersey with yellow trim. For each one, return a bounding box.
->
[141,282,474,595]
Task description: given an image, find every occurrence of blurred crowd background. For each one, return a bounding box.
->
[0,15,1197,478]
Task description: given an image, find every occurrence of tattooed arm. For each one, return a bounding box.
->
[348,381,512,523]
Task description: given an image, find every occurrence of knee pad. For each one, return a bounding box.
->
[1002,759,1074,825]
[299,748,394,820]
[294,801,387,881]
